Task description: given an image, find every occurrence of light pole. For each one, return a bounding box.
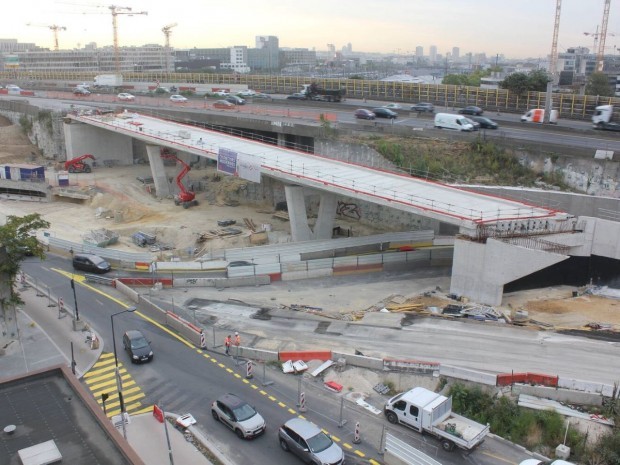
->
[111,306,136,439]
[70,278,80,321]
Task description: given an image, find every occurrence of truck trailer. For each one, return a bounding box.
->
[94,74,123,88]
[384,387,490,452]
[301,83,345,102]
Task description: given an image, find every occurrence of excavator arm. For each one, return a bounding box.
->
[160,150,197,206]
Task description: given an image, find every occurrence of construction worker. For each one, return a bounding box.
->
[234,332,241,347]
[224,334,232,355]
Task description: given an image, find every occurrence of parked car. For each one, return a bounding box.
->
[225,95,246,105]
[279,418,344,465]
[117,92,135,101]
[464,117,480,131]
[287,93,307,100]
[73,87,91,96]
[122,330,153,364]
[411,102,435,113]
[169,94,188,103]
[72,253,111,274]
[236,89,256,97]
[459,106,484,116]
[354,108,376,120]
[470,116,499,129]
[213,99,235,109]
[383,103,402,110]
[373,108,398,119]
[211,393,266,439]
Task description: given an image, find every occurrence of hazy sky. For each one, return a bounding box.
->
[4,0,619,59]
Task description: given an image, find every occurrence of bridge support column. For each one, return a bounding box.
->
[313,192,337,240]
[450,237,569,306]
[284,185,313,242]
[146,145,171,198]
[277,133,287,147]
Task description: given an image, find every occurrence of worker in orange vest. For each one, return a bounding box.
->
[233,332,241,347]
[224,334,232,355]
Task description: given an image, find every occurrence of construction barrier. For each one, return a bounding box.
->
[332,352,384,371]
[440,365,498,386]
[279,350,332,362]
[383,358,439,374]
[117,277,173,287]
[497,372,558,387]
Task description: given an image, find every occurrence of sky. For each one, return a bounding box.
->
[3,0,619,59]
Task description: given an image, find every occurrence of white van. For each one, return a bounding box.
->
[434,113,474,131]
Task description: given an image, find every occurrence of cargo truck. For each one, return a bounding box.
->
[384,387,490,452]
[94,74,123,88]
[592,105,620,131]
[302,83,345,102]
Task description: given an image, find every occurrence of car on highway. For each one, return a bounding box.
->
[594,121,620,132]
[117,92,135,101]
[354,108,376,120]
[213,100,235,109]
[251,93,272,100]
[459,105,484,116]
[470,116,499,129]
[169,94,188,103]
[279,418,344,465]
[286,92,307,100]
[464,117,480,131]
[211,393,266,439]
[122,330,153,364]
[213,90,230,97]
[410,102,435,113]
[73,87,91,96]
[225,95,246,105]
[237,89,256,97]
[72,253,111,274]
[383,103,403,110]
[373,108,398,119]
[6,84,21,92]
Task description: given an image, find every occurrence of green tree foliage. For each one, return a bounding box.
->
[442,70,490,87]
[500,69,550,95]
[586,72,614,97]
[0,214,49,281]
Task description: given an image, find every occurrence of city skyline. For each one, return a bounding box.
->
[3,0,619,59]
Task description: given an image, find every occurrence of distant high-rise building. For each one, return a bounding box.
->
[415,46,423,58]
[429,45,437,63]
[452,47,460,60]
[255,35,278,50]
[252,35,279,71]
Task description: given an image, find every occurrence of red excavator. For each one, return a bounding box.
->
[160,151,198,208]
[64,154,95,173]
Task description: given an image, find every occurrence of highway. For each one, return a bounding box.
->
[21,255,543,465]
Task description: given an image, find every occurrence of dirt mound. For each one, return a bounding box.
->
[0,124,39,163]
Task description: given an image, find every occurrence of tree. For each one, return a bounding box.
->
[527,69,551,92]
[500,72,531,95]
[586,72,614,97]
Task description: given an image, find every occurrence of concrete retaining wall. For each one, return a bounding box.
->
[237,347,279,362]
[559,377,616,397]
[281,269,333,281]
[171,276,271,288]
[512,384,603,406]
[440,364,498,386]
[115,279,139,303]
[332,351,384,370]
[157,261,227,271]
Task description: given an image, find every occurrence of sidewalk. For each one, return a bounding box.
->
[0,284,218,465]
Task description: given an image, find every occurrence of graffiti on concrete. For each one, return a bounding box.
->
[336,201,361,220]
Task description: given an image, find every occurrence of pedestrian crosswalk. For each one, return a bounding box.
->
[82,352,150,418]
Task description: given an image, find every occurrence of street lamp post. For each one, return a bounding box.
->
[111,306,137,439]
[70,278,80,321]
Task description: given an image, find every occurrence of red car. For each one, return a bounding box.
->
[213,100,235,109]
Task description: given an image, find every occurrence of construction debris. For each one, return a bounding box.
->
[518,394,614,426]
[311,360,335,377]
[282,360,308,374]
[243,218,257,232]
[82,228,119,247]
[272,211,289,221]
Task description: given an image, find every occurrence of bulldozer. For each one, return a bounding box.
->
[64,154,95,173]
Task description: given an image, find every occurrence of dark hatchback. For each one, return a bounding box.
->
[72,253,111,274]
[372,108,398,119]
[123,330,153,363]
[470,116,499,129]
[458,106,484,115]
[354,108,376,120]
[410,102,434,112]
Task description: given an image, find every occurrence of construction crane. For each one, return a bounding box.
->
[26,23,67,51]
[544,0,562,124]
[162,23,178,71]
[596,0,612,72]
[108,5,148,73]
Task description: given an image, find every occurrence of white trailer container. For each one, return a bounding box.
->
[94,74,123,87]
[384,387,489,452]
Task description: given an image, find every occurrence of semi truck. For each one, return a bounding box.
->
[301,83,345,102]
[592,105,620,131]
[384,387,490,452]
[520,108,558,124]
[94,74,123,88]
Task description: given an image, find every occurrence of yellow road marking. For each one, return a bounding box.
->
[259,390,267,395]
[242,379,249,384]
[354,450,365,457]
[342,443,352,450]
[268,396,276,401]
[298,415,306,420]
[278,402,286,408]
[288,408,296,414]
[370,459,381,465]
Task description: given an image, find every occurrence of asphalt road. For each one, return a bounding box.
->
[22,255,562,465]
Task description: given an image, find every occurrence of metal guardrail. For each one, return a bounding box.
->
[47,236,152,262]
[384,434,442,465]
[84,274,115,286]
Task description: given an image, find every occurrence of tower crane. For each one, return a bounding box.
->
[26,23,67,51]
[108,5,148,73]
[596,0,612,72]
[544,0,562,124]
[162,23,178,71]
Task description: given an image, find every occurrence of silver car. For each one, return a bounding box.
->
[278,418,344,465]
[211,393,266,439]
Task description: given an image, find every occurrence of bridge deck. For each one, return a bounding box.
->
[71,111,569,230]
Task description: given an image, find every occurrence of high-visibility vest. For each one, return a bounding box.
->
[224,337,231,347]
[234,335,241,346]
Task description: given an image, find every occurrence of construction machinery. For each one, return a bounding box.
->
[65,154,95,173]
[26,23,67,51]
[162,23,178,71]
[160,150,198,208]
[108,5,148,73]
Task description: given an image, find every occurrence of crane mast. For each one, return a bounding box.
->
[596,0,612,72]
[108,5,148,73]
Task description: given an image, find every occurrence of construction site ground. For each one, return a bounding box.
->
[1,116,620,333]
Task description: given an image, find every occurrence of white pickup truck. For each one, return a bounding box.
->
[384,387,490,452]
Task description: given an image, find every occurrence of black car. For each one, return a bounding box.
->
[354,109,375,120]
[122,330,153,363]
[470,116,499,129]
[410,102,434,113]
[225,95,246,105]
[72,253,111,274]
[372,108,398,119]
[286,93,307,100]
[464,117,480,131]
[73,87,91,96]
[459,106,484,116]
